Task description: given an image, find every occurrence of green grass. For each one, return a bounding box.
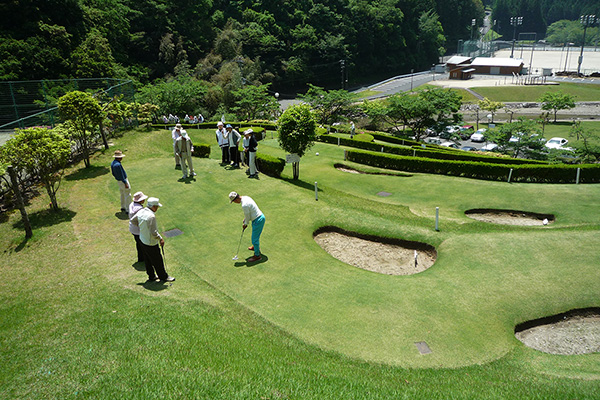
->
[1,127,600,399]
[473,82,600,102]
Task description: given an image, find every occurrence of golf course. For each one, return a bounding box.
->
[1,125,600,399]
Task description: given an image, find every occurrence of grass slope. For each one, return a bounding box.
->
[1,127,600,398]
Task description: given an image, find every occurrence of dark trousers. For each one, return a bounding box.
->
[229,147,239,166]
[142,243,168,280]
[133,234,144,262]
[221,146,229,164]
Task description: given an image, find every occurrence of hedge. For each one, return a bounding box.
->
[346,149,600,183]
[191,143,211,158]
[256,153,286,178]
[150,121,277,131]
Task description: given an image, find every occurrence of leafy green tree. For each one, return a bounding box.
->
[0,127,71,210]
[486,118,546,159]
[299,84,357,126]
[420,88,463,126]
[569,120,600,163]
[137,77,208,116]
[401,95,438,142]
[70,29,116,78]
[478,98,505,124]
[57,90,103,168]
[231,84,280,121]
[277,104,317,180]
[362,93,415,134]
[539,91,576,123]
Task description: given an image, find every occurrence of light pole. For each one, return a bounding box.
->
[410,69,414,90]
[578,15,598,76]
[510,16,523,58]
[470,18,476,41]
[564,42,574,72]
[340,59,345,89]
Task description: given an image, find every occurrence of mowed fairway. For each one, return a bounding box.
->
[2,127,600,398]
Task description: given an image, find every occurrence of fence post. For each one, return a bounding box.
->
[435,207,440,231]
[576,168,581,184]
[315,182,318,201]
[508,168,513,183]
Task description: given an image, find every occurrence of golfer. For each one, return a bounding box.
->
[130,197,175,282]
[110,150,131,213]
[129,191,148,263]
[171,123,184,169]
[229,191,265,262]
[175,131,196,179]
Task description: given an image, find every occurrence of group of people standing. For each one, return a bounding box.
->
[110,120,268,283]
[215,121,259,178]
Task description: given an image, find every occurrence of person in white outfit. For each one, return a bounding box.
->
[215,121,229,165]
[171,123,184,169]
[175,132,196,179]
[243,129,258,178]
[226,124,241,168]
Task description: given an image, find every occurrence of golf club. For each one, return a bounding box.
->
[232,227,245,260]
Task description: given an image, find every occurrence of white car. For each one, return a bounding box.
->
[440,141,459,149]
[545,137,568,149]
[480,143,499,152]
[470,129,486,142]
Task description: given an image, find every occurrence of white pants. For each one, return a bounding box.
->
[118,179,131,210]
[249,152,257,175]
[180,152,194,177]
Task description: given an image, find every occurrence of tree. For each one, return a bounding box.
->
[277,104,317,180]
[231,83,280,121]
[401,95,438,142]
[570,120,600,163]
[57,91,103,168]
[485,118,546,159]
[299,84,357,126]
[478,98,505,124]
[1,127,71,210]
[539,91,576,123]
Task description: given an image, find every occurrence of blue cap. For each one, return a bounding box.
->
[226,124,232,128]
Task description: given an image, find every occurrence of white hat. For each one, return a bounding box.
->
[175,123,182,129]
[217,121,224,127]
[229,191,239,203]
[243,128,253,135]
[132,191,148,203]
[147,197,162,207]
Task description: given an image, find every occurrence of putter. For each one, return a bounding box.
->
[232,228,245,260]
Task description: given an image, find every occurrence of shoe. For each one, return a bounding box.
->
[248,174,255,178]
[182,175,188,179]
[247,255,262,262]
[146,276,160,283]
[161,276,176,282]
[191,172,197,176]
[248,245,254,251]
[121,208,127,213]
[175,164,181,170]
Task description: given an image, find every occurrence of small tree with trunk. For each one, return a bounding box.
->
[57,90,103,168]
[277,104,316,180]
[478,97,504,124]
[539,91,576,123]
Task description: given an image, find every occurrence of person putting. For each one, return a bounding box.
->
[229,191,265,262]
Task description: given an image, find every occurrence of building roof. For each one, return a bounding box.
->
[470,57,524,67]
[446,56,471,65]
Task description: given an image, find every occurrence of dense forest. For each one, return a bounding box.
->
[0,0,484,90]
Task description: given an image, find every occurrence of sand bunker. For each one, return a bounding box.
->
[313,227,436,275]
[465,209,554,226]
[515,308,600,355]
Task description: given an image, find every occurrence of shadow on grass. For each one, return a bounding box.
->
[177,177,197,184]
[132,261,146,272]
[12,207,76,230]
[234,253,269,268]
[115,210,129,220]
[65,165,110,181]
[136,281,171,291]
[281,177,322,192]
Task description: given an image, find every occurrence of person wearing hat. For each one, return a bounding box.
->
[243,129,259,178]
[129,191,148,263]
[216,121,229,165]
[171,123,185,169]
[229,192,265,262]
[175,130,196,179]
[129,197,175,283]
[110,150,132,213]
[226,124,241,168]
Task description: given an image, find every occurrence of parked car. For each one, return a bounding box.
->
[459,125,474,139]
[439,125,461,139]
[480,143,499,152]
[470,129,486,142]
[545,137,569,149]
[440,141,460,149]
[424,137,443,145]
[460,146,478,151]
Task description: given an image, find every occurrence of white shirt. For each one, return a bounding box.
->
[241,196,263,224]
[216,128,228,146]
[172,128,184,142]
[130,207,163,246]
[128,202,144,235]
[176,134,192,153]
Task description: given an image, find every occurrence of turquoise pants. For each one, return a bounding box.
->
[251,214,265,256]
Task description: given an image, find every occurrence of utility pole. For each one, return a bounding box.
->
[578,15,598,76]
[510,16,523,58]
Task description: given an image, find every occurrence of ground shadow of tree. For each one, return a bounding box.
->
[281,177,322,193]
[12,207,76,230]
[65,165,110,181]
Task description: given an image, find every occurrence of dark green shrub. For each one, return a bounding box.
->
[192,143,211,158]
[256,153,285,177]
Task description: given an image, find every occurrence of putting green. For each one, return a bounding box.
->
[92,130,600,373]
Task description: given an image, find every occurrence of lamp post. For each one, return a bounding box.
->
[410,69,414,90]
[510,16,523,58]
[471,18,476,41]
[564,42,574,72]
[578,15,598,76]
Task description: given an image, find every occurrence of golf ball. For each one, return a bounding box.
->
[316,152,319,156]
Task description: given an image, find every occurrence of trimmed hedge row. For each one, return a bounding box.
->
[151,121,277,131]
[191,143,211,158]
[256,153,286,177]
[346,149,600,183]
[319,133,546,166]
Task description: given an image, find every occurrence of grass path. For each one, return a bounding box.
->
[1,128,600,398]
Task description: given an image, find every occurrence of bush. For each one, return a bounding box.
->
[192,143,211,158]
[346,149,600,183]
[256,153,285,177]
[353,133,374,142]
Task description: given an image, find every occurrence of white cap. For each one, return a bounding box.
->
[147,197,162,207]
